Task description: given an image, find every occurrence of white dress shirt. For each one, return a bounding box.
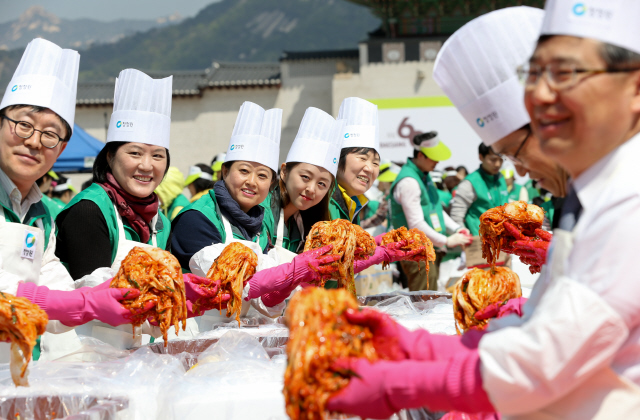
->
[478,133,640,414]
[392,177,461,248]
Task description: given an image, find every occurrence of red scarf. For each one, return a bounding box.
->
[99,172,159,244]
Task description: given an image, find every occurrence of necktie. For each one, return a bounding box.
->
[558,187,582,232]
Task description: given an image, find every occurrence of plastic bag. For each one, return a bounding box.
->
[157,331,287,420]
[372,296,457,335]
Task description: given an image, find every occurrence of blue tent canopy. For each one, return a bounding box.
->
[52,124,105,173]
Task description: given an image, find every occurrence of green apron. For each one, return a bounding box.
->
[61,183,171,266]
[437,189,452,208]
[541,199,555,228]
[389,159,446,234]
[464,168,509,236]
[174,189,271,273]
[41,195,63,222]
[525,179,540,202]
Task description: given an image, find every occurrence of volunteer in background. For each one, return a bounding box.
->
[501,169,529,203]
[389,132,472,291]
[210,152,226,181]
[328,3,640,417]
[0,39,136,361]
[155,166,189,220]
[330,97,380,224]
[49,175,75,218]
[449,143,508,236]
[36,170,60,217]
[185,163,214,202]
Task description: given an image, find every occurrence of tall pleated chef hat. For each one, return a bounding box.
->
[433,6,544,146]
[0,38,80,132]
[337,97,380,153]
[541,0,640,55]
[286,107,346,177]
[107,69,173,149]
[225,101,282,173]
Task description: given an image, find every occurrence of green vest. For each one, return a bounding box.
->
[260,190,303,254]
[508,183,523,202]
[329,182,364,225]
[61,183,171,266]
[363,200,380,220]
[166,193,190,221]
[41,195,63,222]
[175,190,271,269]
[0,200,53,251]
[437,189,452,208]
[464,168,509,236]
[389,159,446,233]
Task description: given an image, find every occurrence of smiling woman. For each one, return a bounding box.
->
[55,69,174,283]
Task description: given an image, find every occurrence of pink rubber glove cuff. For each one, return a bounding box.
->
[327,350,494,418]
[17,281,141,327]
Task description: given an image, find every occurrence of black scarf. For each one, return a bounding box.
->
[213,181,264,241]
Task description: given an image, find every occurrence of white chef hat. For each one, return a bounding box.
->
[0,38,80,132]
[541,0,640,55]
[107,69,173,150]
[433,6,544,146]
[337,97,380,152]
[225,101,282,173]
[286,107,345,177]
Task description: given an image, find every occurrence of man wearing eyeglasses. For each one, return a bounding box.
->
[0,39,140,362]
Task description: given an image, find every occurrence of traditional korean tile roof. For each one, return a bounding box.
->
[76,62,281,104]
[280,49,359,61]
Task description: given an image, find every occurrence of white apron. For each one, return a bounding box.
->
[273,210,300,264]
[196,214,265,331]
[506,229,640,420]
[0,207,81,362]
[74,205,199,349]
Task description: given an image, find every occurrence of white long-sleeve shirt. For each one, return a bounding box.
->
[478,133,640,414]
[392,177,461,248]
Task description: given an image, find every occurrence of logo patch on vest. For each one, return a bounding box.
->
[22,231,37,260]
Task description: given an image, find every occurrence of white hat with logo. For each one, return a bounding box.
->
[0,38,80,132]
[107,69,173,149]
[225,101,282,173]
[286,107,345,177]
[337,97,380,152]
[433,6,544,146]
[541,0,640,55]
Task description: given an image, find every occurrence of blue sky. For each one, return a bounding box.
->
[0,0,219,23]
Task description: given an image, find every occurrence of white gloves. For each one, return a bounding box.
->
[446,232,473,248]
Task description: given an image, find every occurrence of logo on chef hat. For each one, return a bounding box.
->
[476,118,485,128]
[229,144,244,151]
[573,3,587,16]
[25,233,36,248]
[115,120,134,131]
[116,121,122,128]
[11,85,17,92]
[476,111,499,128]
[333,157,337,164]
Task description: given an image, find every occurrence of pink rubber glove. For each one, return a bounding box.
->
[354,240,426,274]
[245,245,340,306]
[474,297,528,321]
[502,222,552,274]
[327,349,495,418]
[343,308,485,361]
[17,280,151,327]
[374,233,385,246]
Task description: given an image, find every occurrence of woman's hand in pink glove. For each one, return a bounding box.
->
[327,351,495,419]
[354,240,425,273]
[474,297,527,321]
[182,273,232,315]
[16,281,153,327]
[246,245,340,304]
[374,233,385,246]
